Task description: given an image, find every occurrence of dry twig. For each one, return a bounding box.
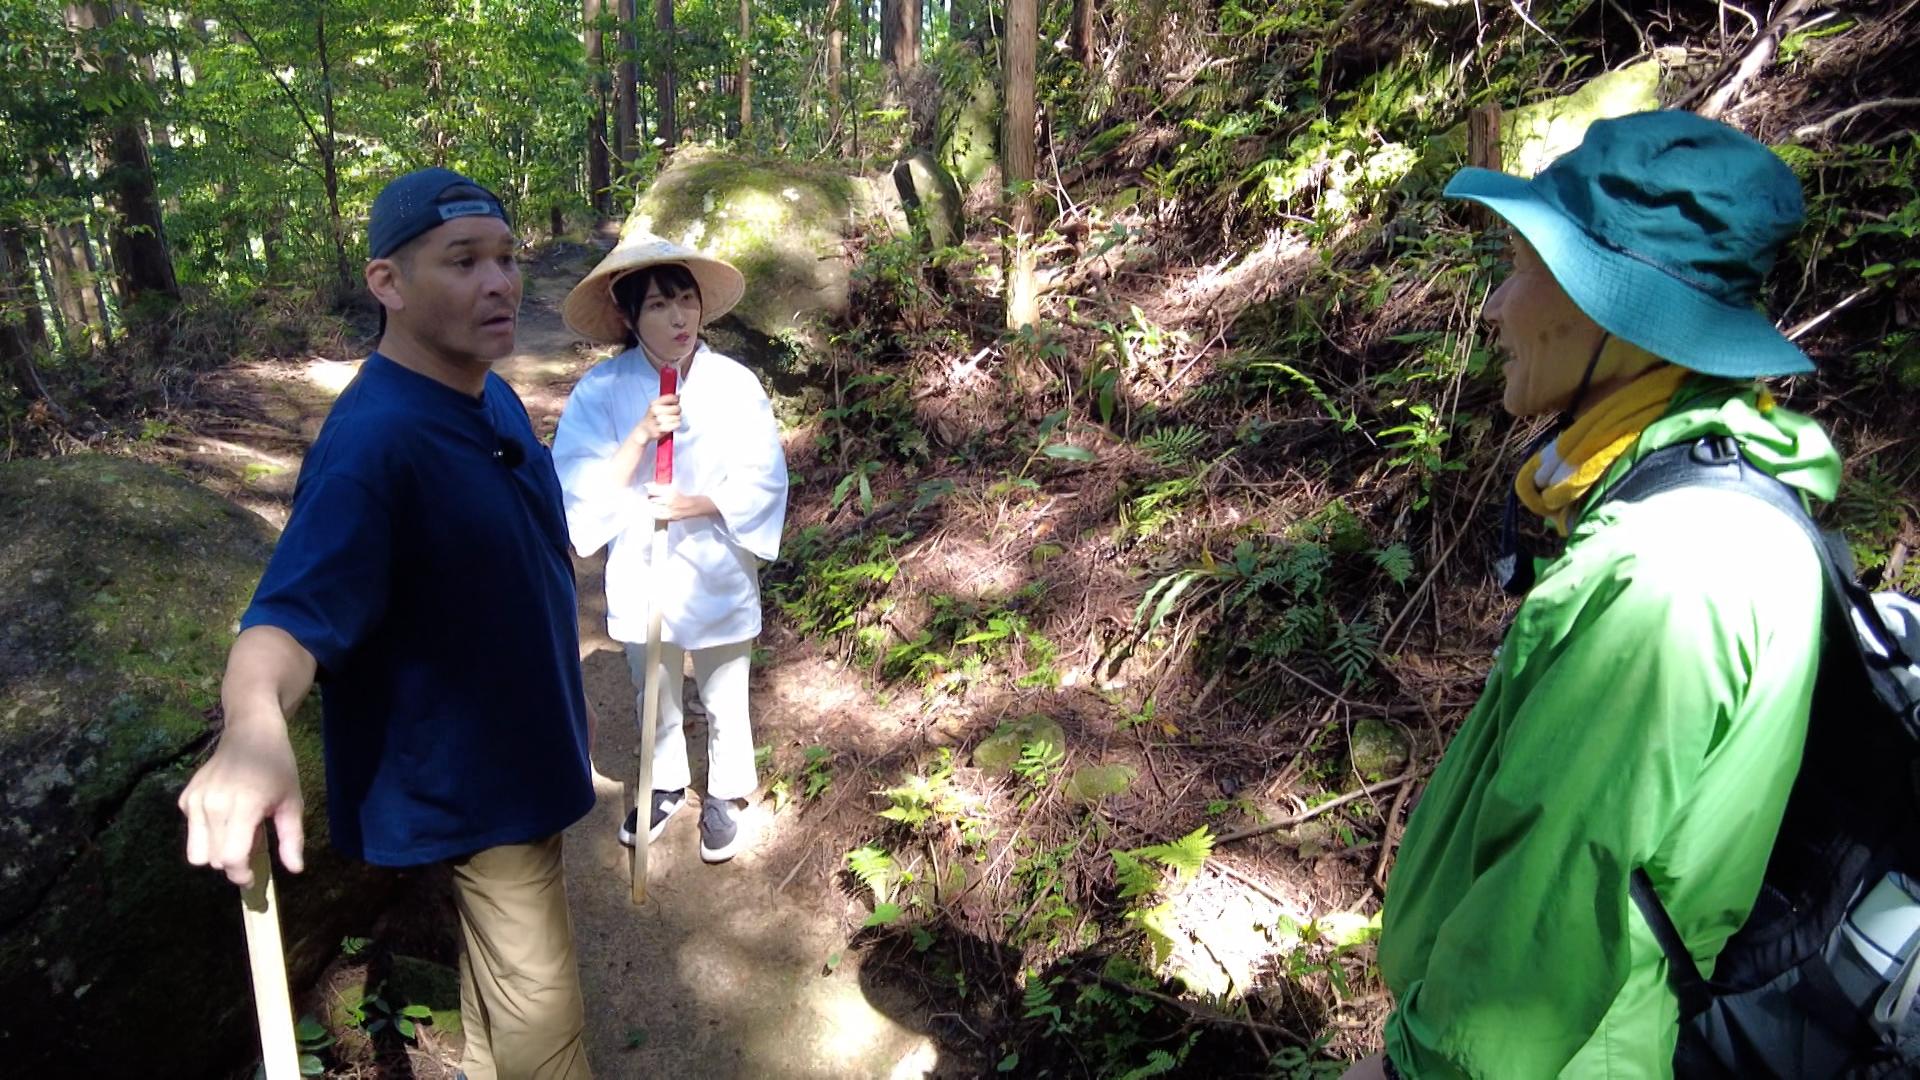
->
[1217,769,1424,846]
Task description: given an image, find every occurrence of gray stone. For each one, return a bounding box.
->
[1349,716,1411,782]
[0,455,397,1079]
[892,149,965,250]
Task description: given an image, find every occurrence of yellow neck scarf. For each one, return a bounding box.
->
[1515,364,1692,534]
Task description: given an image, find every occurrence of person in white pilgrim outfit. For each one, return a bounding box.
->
[553,235,788,863]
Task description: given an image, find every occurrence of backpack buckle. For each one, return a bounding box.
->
[1690,435,1742,467]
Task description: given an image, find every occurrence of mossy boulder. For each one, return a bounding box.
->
[0,456,397,1079]
[1422,57,1666,178]
[625,148,865,343]
[938,68,999,194]
[892,150,965,249]
[1349,716,1410,782]
[971,714,1067,776]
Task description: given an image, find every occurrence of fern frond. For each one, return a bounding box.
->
[845,844,896,903]
[1374,542,1415,585]
[1139,424,1207,468]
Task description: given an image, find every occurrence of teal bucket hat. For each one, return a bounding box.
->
[1445,109,1813,378]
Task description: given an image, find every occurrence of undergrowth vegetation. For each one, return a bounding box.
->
[762,0,1918,1072]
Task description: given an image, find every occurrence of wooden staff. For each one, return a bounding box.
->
[632,364,677,904]
[240,828,300,1079]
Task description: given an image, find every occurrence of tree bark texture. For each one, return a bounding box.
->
[655,0,678,148]
[75,1,180,308]
[1070,0,1095,66]
[738,0,751,134]
[825,0,844,150]
[585,0,612,212]
[616,0,639,167]
[1003,0,1038,329]
[314,4,351,292]
[0,226,58,406]
[43,218,105,344]
[881,0,919,96]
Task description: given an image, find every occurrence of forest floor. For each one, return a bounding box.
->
[157,242,985,1078]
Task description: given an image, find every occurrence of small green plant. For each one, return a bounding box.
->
[831,460,883,515]
[1139,424,1206,468]
[1111,826,1214,966]
[254,1016,334,1078]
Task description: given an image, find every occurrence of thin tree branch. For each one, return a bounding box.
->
[1793,98,1920,141]
[1216,769,1424,846]
[215,4,329,161]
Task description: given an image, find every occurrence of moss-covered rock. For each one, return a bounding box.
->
[626,148,866,343]
[1349,716,1410,782]
[1422,58,1666,178]
[0,455,396,1079]
[938,69,999,194]
[893,150,965,250]
[972,715,1067,776]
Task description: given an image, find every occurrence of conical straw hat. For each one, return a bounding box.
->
[562,231,747,344]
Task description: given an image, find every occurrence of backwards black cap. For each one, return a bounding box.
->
[367,167,510,260]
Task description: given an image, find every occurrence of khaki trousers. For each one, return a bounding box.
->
[448,835,591,1080]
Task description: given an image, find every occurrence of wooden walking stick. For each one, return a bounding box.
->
[240,827,300,1080]
[632,365,677,905]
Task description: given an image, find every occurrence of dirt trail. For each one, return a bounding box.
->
[169,249,954,1078]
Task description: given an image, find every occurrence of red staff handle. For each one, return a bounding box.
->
[654,367,676,485]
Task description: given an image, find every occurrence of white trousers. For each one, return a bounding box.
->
[623,638,758,800]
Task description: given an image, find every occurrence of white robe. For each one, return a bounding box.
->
[552,344,788,648]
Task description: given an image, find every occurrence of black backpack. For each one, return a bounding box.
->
[1600,435,1920,1078]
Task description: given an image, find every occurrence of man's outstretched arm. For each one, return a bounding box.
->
[178,625,318,888]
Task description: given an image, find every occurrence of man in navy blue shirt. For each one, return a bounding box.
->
[178,168,596,1080]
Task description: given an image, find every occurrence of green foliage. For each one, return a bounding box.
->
[845,843,897,905]
[1828,457,1920,592]
[767,528,902,640]
[1139,424,1206,468]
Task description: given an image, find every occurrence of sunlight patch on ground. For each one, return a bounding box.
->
[1160,863,1316,999]
[301,358,361,397]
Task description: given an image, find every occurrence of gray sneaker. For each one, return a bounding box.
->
[699,796,750,863]
[620,788,686,847]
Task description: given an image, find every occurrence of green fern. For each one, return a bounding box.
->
[1129,826,1214,887]
[1139,425,1207,468]
[1373,542,1415,585]
[845,844,895,904]
[1328,617,1379,687]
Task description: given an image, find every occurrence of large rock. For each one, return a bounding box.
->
[0,456,396,1078]
[892,150,966,249]
[625,148,866,343]
[1422,57,1668,177]
[937,65,999,194]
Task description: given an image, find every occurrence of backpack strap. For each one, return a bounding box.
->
[1606,437,1846,1017]
[1630,867,1715,1019]
[1606,436,1912,666]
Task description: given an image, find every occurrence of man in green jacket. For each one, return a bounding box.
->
[1349,111,1840,1078]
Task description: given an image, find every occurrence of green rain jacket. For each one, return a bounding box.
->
[1380,378,1842,1078]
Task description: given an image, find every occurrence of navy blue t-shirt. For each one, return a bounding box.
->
[242,353,594,866]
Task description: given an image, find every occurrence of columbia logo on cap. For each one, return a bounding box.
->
[439,200,499,221]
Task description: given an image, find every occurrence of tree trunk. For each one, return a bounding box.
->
[315,4,351,292]
[0,225,59,408]
[74,1,180,310]
[1003,0,1037,330]
[44,220,104,344]
[1070,0,1095,66]
[881,0,919,95]
[615,0,638,168]
[825,0,844,150]
[655,0,677,148]
[738,0,751,135]
[584,0,612,214]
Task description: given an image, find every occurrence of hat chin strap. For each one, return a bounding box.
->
[1495,332,1610,596]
